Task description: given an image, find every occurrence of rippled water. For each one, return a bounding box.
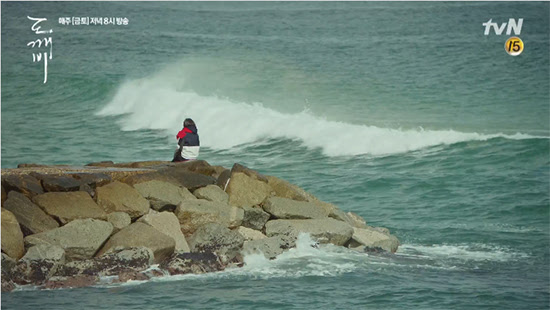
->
[2,2,549,309]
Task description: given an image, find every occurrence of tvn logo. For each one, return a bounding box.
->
[483,18,523,36]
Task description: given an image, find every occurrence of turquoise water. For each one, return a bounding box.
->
[2,2,549,309]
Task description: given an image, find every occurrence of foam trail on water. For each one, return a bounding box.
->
[397,243,529,262]
[97,67,546,157]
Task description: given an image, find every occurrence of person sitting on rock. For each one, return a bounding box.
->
[172,118,200,162]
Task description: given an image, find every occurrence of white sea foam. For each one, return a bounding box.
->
[397,243,529,262]
[229,233,359,279]
[96,66,545,157]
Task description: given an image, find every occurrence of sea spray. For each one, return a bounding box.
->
[97,66,546,157]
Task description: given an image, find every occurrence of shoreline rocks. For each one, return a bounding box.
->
[1,160,400,292]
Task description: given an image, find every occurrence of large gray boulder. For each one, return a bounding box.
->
[230,163,269,183]
[347,227,400,253]
[242,235,296,259]
[226,172,273,207]
[262,197,330,219]
[25,219,113,261]
[236,226,267,241]
[70,173,112,189]
[266,175,317,202]
[1,254,16,292]
[160,252,224,275]
[175,199,244,235]
[344,212,368,228]
[107,212,131,234]
[241,206,271,231]
[1,209,25,260]
[96,222,175,263]
[30,173,81,192]
[33,191,107,224]
[156,168,217,191]
[193,184,229,203]
[11,244,65,285]
[3,191,59,236]
[137,211,190,252]
[95,181,150,218]
[56,247,154,277]
[187,223,245,264]
[2,174,44,197]
[265,218,354,246]
[133,180,196,211]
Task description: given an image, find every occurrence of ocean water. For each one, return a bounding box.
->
[1,2,549,309]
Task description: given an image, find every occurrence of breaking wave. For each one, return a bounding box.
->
[97,65,545,157]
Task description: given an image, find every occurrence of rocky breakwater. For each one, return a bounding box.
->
[1,160,399,291]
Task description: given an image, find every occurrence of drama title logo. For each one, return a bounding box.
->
[27,16,129,84]
[483,18,524,56]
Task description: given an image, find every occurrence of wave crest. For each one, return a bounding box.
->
[97,67,544,157]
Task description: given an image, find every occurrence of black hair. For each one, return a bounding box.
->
[183,118,195,128]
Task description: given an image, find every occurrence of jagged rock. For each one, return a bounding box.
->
[22,244,66,262]
[160,252,224,275]
[30,173,81,192]
[126,161,170,168]
[241,206,271,231]
[2,253,17,274]
[172,160,212,171]
[33,191,107,224]
[1,209,25,260]
[187,223,245,264]
[373,226,390,235]
[1,185,6,206]
[79,183,95,197]
[56,247,154,277]
[216,169,231,190]
[2,174,44,197]
[265,218,354,246]
[3,191,59,236]
[85,161,115,167]
[193,184,229,203]
[329,208,348,222]
[262,197,330,219]
[95,181,150,219]
[1,278,15,292]
[204,166,227,179]
[236,226,267,241]
[137,211,190,252]
[242,235,297,259]
[119,171,180,187]
[172,160,223,178]
[70,173,112,188]
[149,199,177,212]
[17,163,50,168]
[96,222,175,263]
[345,212,368,228]
[25,219,113,261]
[266,175,317,202]
[107,212,131,234]
[11,244,65,285]
[1,254,16,292]
[347,227,399,253]
[43,275,99,289]
[175,200,244,235]
[156,168,216,191]
[231,163,269,183]
[226,172,273,207]
[134,180,196,211]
